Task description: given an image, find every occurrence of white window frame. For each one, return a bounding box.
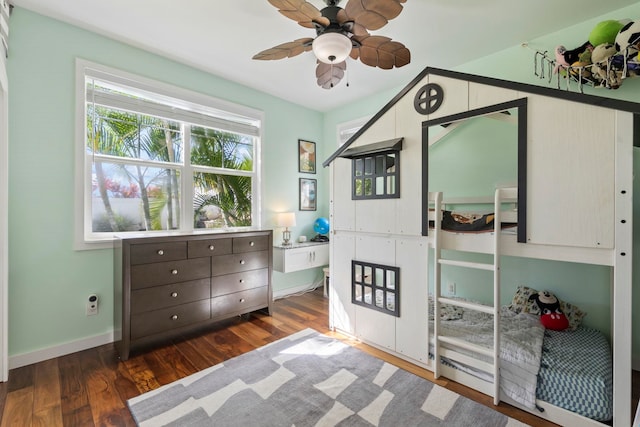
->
[74,59,264,250]
[336,115,370,147]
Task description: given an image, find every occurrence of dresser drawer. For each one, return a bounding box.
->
[131,299,211,340]
[188,238,232,258]
[211,268,269,297]
[211,286,268,318]
[211,250,268,276]
[131,257,210,289]
[130,278,211,314]
[130,241,187,265]
[233,235,269,253]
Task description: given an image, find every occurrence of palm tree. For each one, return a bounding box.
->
[191,128,253,228]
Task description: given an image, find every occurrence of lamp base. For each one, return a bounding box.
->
[282,228,292,246]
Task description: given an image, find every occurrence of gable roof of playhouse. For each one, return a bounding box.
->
[323,66,640,167]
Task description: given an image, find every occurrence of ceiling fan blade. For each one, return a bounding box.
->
[268,0,329,29]
[337,9,369,36]
[316,61,347,89]
[253,38,314,60]
[344,0,406,31]
[351,35,410,69]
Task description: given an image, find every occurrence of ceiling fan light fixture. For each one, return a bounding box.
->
[312,32,352,64]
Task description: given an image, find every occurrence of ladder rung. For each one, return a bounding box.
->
[438,336,494,358]
[438,259,495,271]
[439,347,494,373]
[437,297,495,315]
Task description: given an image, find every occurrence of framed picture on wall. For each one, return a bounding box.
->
[299,178,317,211]
[298,139,316,173]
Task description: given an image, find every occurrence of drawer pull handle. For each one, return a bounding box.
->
[250,241,255,246]
[170,292,178,298]
[171,269,178,275]
[239,298,245,303]
[157,250,164,255]
[240,260,245,265]
[239,279,245,283]
[208,245,215,251]
[171,314,179,320]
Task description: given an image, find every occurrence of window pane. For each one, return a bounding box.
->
[386,270,396,289]
[364,266,372,284]
[376,155,384,174]
[354,158,363,176]
[354,285,363,302]
[191,126,253,170]
[376,177,384,195]
[91,162,181,232]
[87,105,183,163]
[355,178,363,196]
[193,172,252,229]
[375,268,384,286]
[364,178,373,196]
[386,293,395,311]
[364,157,373,175]
[387,176,396,195]
[386,154,396,173]
[355,264,362,282]
[375,289,384,308]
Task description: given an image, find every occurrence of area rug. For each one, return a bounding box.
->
[127,328,529,426]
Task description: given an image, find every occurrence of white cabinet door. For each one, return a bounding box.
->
[273,243,329,273]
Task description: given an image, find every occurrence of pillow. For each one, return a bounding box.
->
[506,285,586,331]
[506,285,541,315]
[428,294,463,321]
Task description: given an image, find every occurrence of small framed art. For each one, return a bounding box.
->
[298,139,316,173]
[299,178,317,211]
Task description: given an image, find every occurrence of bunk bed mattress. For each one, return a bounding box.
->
[536,327,613,421]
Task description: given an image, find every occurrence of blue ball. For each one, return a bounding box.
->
[314,217,330,235]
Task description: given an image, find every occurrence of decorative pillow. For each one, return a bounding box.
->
[559,300,586,331]
[506,285,541,315]
[506,285,586,331]
[428,294,463,321]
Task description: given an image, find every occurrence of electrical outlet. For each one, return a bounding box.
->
[86,294,98,316]
[447,282,456,295]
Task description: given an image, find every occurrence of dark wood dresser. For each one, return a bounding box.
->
[114,230,272,360]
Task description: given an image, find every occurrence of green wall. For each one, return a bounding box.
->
[7,2,640,363]
[6,8,327,358]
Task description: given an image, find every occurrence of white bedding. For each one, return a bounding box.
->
[431,306,545,409]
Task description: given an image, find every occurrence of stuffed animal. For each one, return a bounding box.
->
[614,20,640,54]
[554,42,593,75]
[591,43,624,88]
[528,290,569,331]
[589,20,625,46]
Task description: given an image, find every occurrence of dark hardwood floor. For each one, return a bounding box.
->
[0,288,595,426]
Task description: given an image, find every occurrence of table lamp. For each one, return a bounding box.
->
[275,212,296,246]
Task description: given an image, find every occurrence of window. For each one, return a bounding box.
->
[352,151,399,199]
[75,60,262,248]
[352,260,399,317]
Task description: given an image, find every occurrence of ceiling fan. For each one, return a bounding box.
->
[253,0,410,89]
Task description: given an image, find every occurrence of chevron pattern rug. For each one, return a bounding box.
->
[128,328,529,426]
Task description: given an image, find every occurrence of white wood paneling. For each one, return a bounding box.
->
[395,238,429,363]
[350,106,396,147]
[355,305,396,350]
[395,85,425,236]
[330,159,355,231]
[426,75,469,121]
[469,83,518,110]
[329,233,356,334]
[612,110,633,425]
[355,199,396,234]
[526,94,615,248]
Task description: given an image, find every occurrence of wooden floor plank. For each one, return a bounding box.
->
[1,386,34,427]
[0,288,577,427]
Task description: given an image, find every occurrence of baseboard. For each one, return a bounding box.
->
[272,281,321,300]
[9,331,114,370]
[8,284,322,369]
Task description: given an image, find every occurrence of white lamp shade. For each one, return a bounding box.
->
[275,212,296,227]
[312,32,352,64]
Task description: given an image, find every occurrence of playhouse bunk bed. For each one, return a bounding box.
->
[428,188,614,426]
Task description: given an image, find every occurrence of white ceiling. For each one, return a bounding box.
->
[10,0,640,112]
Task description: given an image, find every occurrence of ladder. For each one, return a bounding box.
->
[432,187,517,406]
